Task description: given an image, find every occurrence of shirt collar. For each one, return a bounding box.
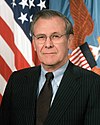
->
[41,61,69,87]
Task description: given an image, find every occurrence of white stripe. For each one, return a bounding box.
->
[71,49,81,57]
[69,47,91,70]
[0,75,7,96]
[0,36,16,71]
[89,45,100,61]
[70,56,80,64]
[1,0,34,66]
[70,53,84,64]
[70,50,82,60]
[71,47,80,54]
[82,65,91,70]
[80,60,88,65]
[79,56,86,61]
[74,61,80,66]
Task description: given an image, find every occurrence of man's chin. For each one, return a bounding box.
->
[42,62,55,67]
[41,61,62,68]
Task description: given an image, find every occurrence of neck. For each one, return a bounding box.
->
[42,59,69,72]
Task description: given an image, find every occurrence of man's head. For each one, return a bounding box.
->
[31,9,73,36]
[31,9,74,71]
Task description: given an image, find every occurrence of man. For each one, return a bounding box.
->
[1,9,100,125]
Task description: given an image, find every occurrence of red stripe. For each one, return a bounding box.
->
[0,17,30,70]
[0,56,12,82]
[78,59,87,67]
[0,94,2,105]
[70,47,91,69]
[71,48,80,55]
[70,52,82,63]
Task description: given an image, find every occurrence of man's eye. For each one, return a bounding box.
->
[52,35,60,38]
[37,36,45,39]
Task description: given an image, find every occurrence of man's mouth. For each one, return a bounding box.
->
[42,52,57,55]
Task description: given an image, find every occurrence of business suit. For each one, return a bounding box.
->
[1,61,100,125]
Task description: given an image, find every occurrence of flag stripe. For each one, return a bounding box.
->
[0,75,7,96]
[0,93,3,105]
[0,36,16,71]
[0,0,49,104]
[70,46,91,70]
[1,1,34,67]
[0,17,30,70]
[0,56,12,82]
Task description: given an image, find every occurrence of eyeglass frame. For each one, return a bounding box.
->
[33,32,68,44]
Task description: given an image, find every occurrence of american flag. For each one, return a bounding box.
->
[0,0,49,104]
[0,0,99,105]
[69,43,97,71]
[69,47,91,70]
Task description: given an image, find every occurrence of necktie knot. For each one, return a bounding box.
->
[45,72,54,82]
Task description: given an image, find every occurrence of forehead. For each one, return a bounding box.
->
[33,16,66,34]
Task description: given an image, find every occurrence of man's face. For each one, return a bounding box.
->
[32,16,71,71]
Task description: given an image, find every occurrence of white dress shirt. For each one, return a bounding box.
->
[38,61,69,105]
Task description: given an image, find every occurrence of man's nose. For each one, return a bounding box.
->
[44,37,54,48]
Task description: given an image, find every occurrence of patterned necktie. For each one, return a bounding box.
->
[36,72,54,125]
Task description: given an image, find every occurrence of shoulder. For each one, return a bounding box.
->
[9,65,41,81]
[68,61,100,82]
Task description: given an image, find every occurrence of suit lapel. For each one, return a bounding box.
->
[23,66,41,125]
[44,62,81,125]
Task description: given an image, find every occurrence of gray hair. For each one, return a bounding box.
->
[31,9,73,36]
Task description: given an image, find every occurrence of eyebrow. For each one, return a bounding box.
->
[34,32,63,36]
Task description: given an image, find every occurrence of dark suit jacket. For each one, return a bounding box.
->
[1,61,100,125]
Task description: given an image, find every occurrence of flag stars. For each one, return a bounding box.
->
[29,0,35,9]
[37,0,46,10]
[11,0,17,8]
[19,0,28,9]
[18,12,28,24]
[30,15,33,22]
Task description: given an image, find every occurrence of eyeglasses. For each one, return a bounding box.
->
[33,33,67,44]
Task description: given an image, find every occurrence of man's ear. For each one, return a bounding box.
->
[68,34,75,50]
[32,39,36,51]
